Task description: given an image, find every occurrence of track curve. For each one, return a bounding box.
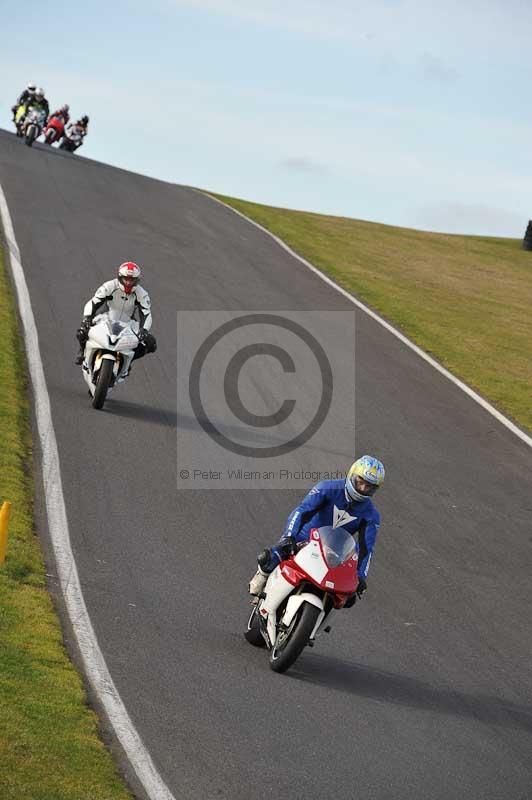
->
[1,129,531,800]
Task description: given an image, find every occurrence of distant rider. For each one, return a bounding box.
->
[24,87,49,119]
[66,115,89,145]
[249,456,385,606]
[11,81,37,119]
[75,262,157,366]
[47,104,70,125]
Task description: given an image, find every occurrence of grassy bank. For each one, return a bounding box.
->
[0,244,132,799]
[211,194,532,432]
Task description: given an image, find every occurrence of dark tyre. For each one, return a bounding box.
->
[244,605,267,648]
[269,602,320,674]
[25,126,36,147]
[92,359,114,410]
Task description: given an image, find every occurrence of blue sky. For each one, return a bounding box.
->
[2,0,531,236]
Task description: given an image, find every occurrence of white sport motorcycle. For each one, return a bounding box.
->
[59,125,85,152]
[23,106,47,147]
[245,525,359,673]
[81,315,139,409]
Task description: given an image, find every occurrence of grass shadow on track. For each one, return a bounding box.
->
[288,654,532,735]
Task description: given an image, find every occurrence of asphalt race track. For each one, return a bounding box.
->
[1,128,531,800]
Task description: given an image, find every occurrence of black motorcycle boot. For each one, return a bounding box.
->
[74,346,85,366]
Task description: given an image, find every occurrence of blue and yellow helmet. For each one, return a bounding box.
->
[345,455,385,503]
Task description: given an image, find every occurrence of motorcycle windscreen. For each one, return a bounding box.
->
[109,321,126,336]
[28,107,46,123]
[107,319,139,350]
[317,526,356,568]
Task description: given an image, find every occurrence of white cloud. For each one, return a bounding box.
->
[277,157,329,174]
[414,203,526,237]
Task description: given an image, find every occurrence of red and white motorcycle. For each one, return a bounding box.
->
[245,525,359,673]
[81,315,139,409]
[43,114,66,145]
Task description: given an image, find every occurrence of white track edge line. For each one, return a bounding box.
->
[0,183,176,800]
[201,191,532,449]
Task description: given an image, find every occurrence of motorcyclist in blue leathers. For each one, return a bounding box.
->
[249,455,385,604]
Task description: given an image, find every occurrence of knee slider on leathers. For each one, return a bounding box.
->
[138,330,157,353]
[145,332,157,353]
[257,548,274,572]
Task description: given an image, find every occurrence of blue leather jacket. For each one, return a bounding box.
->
[272,479,381,579]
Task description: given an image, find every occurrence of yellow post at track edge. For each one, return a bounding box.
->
[0,501,12,564]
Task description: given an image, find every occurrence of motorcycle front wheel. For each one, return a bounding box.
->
[25,127,36,147]
[92,359,114,409]
[269,602,320,673]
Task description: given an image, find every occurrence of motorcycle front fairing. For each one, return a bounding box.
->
[45,116,65,142]
[260,526,359,647]
[82,316,138,394]
[25,107,46,131]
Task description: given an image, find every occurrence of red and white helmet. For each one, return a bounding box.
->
[117,261,141,294]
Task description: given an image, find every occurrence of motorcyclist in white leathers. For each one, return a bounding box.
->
[75,261,157,365]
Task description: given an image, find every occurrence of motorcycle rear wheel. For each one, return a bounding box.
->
[269,603,320,673]
[244,604,267,648]
[92,359,114,410]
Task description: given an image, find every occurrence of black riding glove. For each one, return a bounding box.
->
[137,327,148,343]
[76,316,91,343]
[356,577,367,598]
[278,536,297,560]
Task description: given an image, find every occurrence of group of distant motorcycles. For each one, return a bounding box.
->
[14,104,86,152]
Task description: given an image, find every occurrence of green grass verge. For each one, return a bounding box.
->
[211,194,532,432]
[0,244,132,799]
